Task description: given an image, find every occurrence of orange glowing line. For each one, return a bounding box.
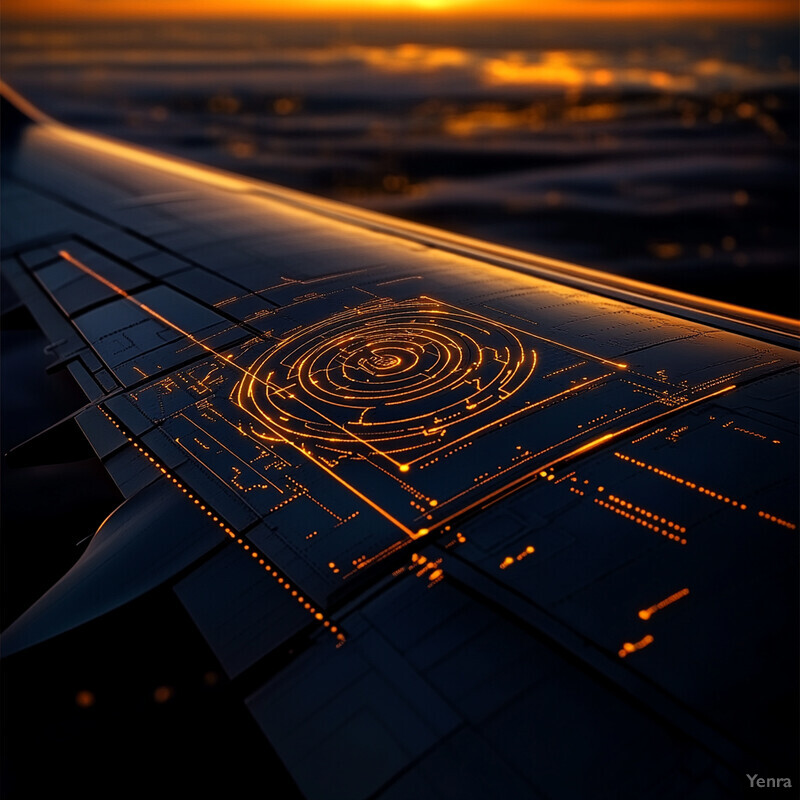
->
[434,383,738,529]
[60,248,410,470]
[205,403,294,466]
[59,249,240,360]
[597,384,737,443]
[554,383,737,459]
[403,349,545,464]
[638,587,689,620]
[263,380,407,469]
[566,432,614,457]
[283,433,418,537]
[240,297,545,468]
[173,435,271,503]
[618,633,654,658]
[92,507,121,540]
[244,294,615,475]
[178,412,284,494]
[101,406,343,639]
[235,381,417,537]
[421,296,629,369]
[60,249,739,546]
[60,247,416,536]
[340,538,411,579]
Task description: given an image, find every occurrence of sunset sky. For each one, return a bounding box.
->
[3,0,798,19]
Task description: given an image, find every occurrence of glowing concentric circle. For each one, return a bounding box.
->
[237,297,536,465]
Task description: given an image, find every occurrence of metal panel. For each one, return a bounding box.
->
[175,545,310,677]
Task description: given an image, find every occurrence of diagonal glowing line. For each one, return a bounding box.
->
[405,362,608,466]
[420,295,629,369]
[433,383,737,528]
[59,249,406,469]
[63,249,732,543]
[59,249,248,365]
[234,380,417,537]
[178,412,284,494]
[173,436,252,496]
[261,372,406,469]
[58,254,417,540]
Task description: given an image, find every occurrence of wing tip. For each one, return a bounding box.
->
[1,81,50,150]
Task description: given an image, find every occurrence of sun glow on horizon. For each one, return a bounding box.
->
[2,0,797,19]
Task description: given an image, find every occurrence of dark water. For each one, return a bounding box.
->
[2,17,798,315]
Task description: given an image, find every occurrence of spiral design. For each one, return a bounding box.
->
[237,298,536,465]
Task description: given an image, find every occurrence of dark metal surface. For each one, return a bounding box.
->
[2,84,797,799]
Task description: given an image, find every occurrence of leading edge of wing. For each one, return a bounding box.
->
[1,80,796,346]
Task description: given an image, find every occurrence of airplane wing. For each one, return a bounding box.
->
[2,82,798,798]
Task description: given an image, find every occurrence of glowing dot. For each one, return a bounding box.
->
[75,690,95,708]
[417,528,429,536]
[638,610,651,620]
[203,672,219,687]
[153,686,173,703]
[399,464,410,473]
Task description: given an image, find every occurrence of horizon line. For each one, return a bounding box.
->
[3,2,799,23]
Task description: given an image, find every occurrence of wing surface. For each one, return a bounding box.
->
[2,84,798,799]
